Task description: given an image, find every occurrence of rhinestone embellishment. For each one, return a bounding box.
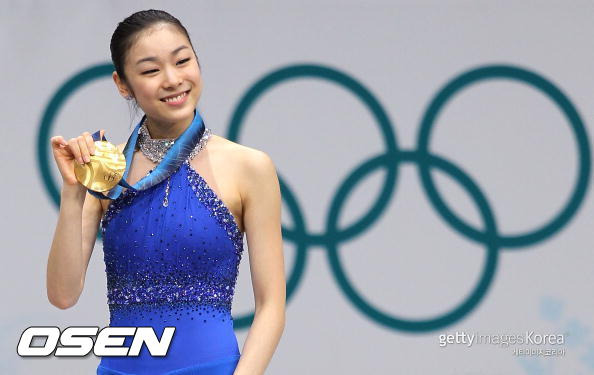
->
[99,156,245,324]
[137,117,212,164]
[136,117,212,206]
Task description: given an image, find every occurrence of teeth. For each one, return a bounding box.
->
[163,91,187,102]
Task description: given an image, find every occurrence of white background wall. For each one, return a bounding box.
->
[2,1,594,373]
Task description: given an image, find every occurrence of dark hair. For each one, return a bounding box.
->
[110,9,200,115]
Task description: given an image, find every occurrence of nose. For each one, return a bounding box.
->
[163,66,182,88]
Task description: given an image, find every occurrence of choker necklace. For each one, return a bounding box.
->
[137,117,212,163]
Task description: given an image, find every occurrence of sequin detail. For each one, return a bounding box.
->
[186,161,244,259]
[137,117,212,164]
[100,162,244,323]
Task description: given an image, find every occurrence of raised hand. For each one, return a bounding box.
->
[50,130,105,186]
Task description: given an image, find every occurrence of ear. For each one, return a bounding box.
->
[112,71,132,99]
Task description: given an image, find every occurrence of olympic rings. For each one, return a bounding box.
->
[417,65,591,248]
[38,63,591,332]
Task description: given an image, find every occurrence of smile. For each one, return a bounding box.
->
[160,90,190,103]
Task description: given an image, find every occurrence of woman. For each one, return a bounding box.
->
[46,9,285,375]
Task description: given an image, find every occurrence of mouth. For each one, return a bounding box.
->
[160,89,190,103]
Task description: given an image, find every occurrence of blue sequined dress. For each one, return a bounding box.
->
[96,154,244,375]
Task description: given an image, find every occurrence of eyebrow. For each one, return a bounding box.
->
[135,45,189,65]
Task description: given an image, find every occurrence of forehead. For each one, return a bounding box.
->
[127,23,189,61]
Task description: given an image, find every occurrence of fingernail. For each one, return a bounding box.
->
[84,156,90,163]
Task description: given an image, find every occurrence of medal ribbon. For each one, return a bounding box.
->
[86,109,205,200]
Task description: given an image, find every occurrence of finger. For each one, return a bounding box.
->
[68,138,84,164]
[50,136,68,148]
[83,132,95,155]
[77,136,91,163]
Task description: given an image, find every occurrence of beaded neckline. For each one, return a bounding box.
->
[136,117,212,163]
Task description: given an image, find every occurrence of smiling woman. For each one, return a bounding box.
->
[46,9,286,375]
[111,15,204,140]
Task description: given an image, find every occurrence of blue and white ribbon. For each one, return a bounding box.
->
[87,108,205,200]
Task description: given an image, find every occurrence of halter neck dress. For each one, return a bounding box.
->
[96,141,245,375]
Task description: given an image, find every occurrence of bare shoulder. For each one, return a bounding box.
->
[209,136,280,207]
[210,134,276,175]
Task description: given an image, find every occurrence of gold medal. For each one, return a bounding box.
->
[74,141,126,192]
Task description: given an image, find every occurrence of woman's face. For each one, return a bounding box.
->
[119,23,202,127]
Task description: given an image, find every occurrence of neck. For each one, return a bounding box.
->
[145,112,195,139]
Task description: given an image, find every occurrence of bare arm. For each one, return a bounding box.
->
[46,131,106,309]
[47,187,103,309]
[234,150,286,375]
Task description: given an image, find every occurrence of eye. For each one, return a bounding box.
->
[141,58,190,75]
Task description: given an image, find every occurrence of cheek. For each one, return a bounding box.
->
[191,62,201,80]
[194,69,203,87]
[137,83,159,99]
